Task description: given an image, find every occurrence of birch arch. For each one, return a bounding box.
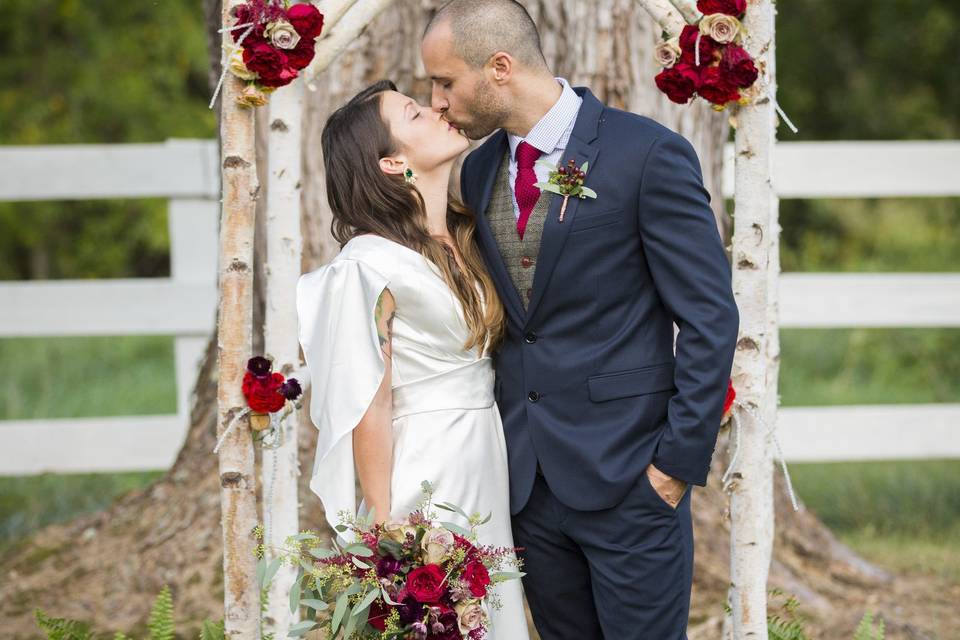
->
[0,2,908,639]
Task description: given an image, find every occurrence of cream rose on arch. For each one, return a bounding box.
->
[654,37,682,68]
[699,13,742,44]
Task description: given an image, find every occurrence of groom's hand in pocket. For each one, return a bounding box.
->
[646,463,688,509]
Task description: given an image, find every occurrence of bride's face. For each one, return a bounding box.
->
[379,90,469,176]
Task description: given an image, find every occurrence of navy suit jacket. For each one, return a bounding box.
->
[460,87,740,515]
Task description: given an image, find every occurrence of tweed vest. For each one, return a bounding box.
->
[485,152,552,310]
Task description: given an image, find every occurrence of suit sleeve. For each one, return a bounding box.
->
[637,132,740,486]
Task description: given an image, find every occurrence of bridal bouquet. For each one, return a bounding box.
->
[266,482,524,639]
[653,0,759,109]
[226,0,324,107]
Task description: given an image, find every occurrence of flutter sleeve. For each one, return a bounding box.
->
[296,257,390,536]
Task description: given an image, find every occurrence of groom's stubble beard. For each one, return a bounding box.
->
[460,76,511,140]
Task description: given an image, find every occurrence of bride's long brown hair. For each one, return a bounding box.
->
[320,80,505,354]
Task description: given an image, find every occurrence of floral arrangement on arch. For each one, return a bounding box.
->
[263,482,524,639]
[653,0,759,110]
[226,0,325,107]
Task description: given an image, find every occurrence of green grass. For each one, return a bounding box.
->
[0,335,177,419]
[0,471,163,555]
[779,328,960,406]
[790,460,960,581]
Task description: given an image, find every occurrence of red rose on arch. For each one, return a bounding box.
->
[406,564,447,603]
[679,24,719,67]
[655,63,700,104]
[696,0,746,16]
[698,66,740,105]
[285,38,316,71]
[720,44,759,88]
[242,371,287,412]
[287,3,325,39]
[462,560,491,598]
[243,42,299,87]
[722,379,736,422]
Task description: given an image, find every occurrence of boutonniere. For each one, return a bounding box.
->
[534,158,598,222]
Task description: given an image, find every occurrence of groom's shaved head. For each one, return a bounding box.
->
[425,0,547,70]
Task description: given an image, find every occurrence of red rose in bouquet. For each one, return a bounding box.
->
[655,63,700,104]
[720,44,759,88]
[463,559,491,598]
[679,24,718,67]
[697,0,746,16]
[722,379,736,423]
[698,66,740,105]
[406,564,447,603]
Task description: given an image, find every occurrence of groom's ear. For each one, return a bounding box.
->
[488,51,514,85]
[378,155,407,176]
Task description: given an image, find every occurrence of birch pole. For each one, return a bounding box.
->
[261,75,304,638]
[633,0,685,37]
[216,1,260,637]
[727,0,778,636]
[304,0,396,87]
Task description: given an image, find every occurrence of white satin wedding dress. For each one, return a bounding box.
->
[296,233,529,639]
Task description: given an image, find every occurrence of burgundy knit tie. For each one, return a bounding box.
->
[514,141,543,240]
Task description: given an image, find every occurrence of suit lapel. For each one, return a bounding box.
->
[524,88,603,327]
[468,131,527,323]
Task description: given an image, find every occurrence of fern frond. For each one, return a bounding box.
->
[147,585,175,640]
[199,619,225,640]
[34,608,96,640]
[853,611,885,640]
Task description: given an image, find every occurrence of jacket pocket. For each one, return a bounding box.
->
[570,208,623,233]
[587,362,675,402]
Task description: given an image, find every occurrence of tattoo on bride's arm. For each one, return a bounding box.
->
[375,289,396,358]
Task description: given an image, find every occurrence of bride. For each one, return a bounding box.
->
[296,79,530,639]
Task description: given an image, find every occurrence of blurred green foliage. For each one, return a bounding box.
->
[0,0,215,281]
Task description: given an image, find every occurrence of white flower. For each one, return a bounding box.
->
[699,13,741,44]
[455,599,485,634]
[421,527,455,565]
[228,49,257,80]
[264,19,301,50]
[654,37,682,68]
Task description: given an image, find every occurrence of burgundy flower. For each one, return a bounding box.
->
[287,3,325,39]
[247,355,272,378]
[242,371,286,413]
[242,41,297,87]
[376,555,403,578]
[279,378,302,400]
[406,564,447,603]
[462,560,491,598]
[367,598,391,631]
[698,66,740,105]
[285,38,316,71]
[696,0,746,16]
[720,44,759,88]
[655,63,700,104]
[678,24,718,67]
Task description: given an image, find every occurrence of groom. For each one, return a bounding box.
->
[423,1,739,638]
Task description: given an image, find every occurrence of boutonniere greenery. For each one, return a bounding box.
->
[534,158,598,222]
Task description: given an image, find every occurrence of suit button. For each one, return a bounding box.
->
[528,391,540,402]
[524,332,537,344]
[520,256,533,268]
[525,287,533,299]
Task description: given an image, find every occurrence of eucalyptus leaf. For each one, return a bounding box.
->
[381,586,402,606]
[255,556,267,587]
[309,546,336,559]
[490,570,526,582]
[335,524,348,532]
[580,161,589,172]
[289,572,303,614]
[264,557,283,586]
[287,620,317,637]
[580,186,598,199]
[352,556,372,570]
[439,520,472,537]
[535,158,557,170]
[331,593,348,635]
[537,183,563,195]
[480,512,492,525]
[354,587,380,618]
[301,598,329,611]
[343,543,374,557]
[343,604,359,638]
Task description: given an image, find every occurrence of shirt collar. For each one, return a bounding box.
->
[508,77,582,160]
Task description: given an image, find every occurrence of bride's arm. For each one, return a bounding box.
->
[353,288,396,526]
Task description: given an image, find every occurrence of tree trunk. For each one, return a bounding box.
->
[214,1,260,637]
[2,2,926,639]
[261,75,305,638]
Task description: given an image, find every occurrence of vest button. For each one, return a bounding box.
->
[528,390,540,402]
[520,256,533,268]
[524,332,537,344]
[525,287,533,299]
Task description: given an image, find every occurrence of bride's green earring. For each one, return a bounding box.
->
[404,167,417,185]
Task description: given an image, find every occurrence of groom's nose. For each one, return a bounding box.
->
[430,85,448,113]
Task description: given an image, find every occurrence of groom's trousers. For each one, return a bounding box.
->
[511,467,694,640]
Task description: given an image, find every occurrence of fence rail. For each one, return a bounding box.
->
[1,139,957,475]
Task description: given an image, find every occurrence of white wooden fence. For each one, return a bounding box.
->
[0,139,958,474]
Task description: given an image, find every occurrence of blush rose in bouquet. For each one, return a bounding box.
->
[653,0,759,109]
[264,481,524,639]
